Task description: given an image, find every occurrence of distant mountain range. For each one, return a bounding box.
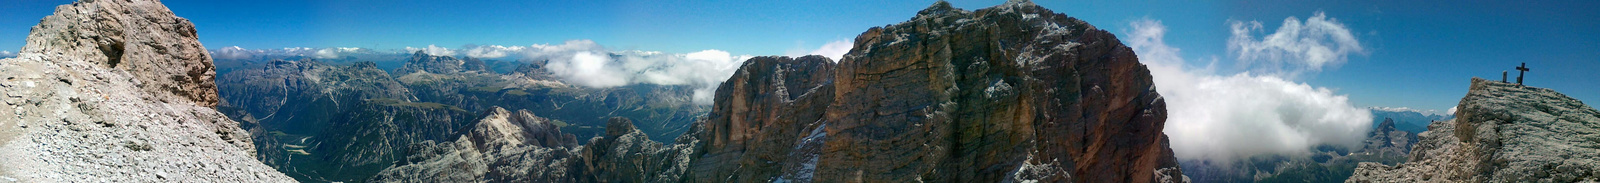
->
[1368,107,1451,134]
[215,52,706,182]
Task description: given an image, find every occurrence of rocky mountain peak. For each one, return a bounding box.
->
[466,107,577,151]
[696,1,1183,182]
[0,0,292,181]
[18,0,220,107]
[916,1,961,17]
[603,117,638,138]
[1376,118,1398,133]
[1349,78,1600,182]
[397,50,488,74]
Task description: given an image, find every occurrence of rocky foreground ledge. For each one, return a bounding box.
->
[1348,78,1600,182]
[0,0,293,182]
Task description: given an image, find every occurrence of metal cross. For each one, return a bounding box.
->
[1516,62,1530,85]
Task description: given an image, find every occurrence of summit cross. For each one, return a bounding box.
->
[1516,62,1530,85]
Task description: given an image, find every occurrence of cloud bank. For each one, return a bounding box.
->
[1130,18,1372,162]
[207,40,792,106]
[0,50,16,58]
[209,46,370,60]
[1228,12,1364,78]
[462,45,527,58]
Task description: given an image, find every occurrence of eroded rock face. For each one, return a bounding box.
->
[840,1,1173,182]
[0,0,293,182]
[1348,78,1600,182]
[19,0,220,107]
[688,55,838,182]
[692,1,1183,182]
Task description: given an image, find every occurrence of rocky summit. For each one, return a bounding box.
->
[0,0,292,182]
[372,1,1186,182]
[1348,78,1600,182]
[803,1,1182,182]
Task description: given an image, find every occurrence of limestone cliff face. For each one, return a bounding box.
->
[692,1,1183,182]
[19,0,220,107]
[1348,78,1600,182]
[0,0,293,182]
[688,55,838,181]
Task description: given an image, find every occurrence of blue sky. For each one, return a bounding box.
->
[2,0,1597,113]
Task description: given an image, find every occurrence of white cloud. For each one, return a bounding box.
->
[786,40,854,62]
[510,40,750,105]
[1130,18,1372,163]
[211,46,374,60]
[313,48,341,59]
[463,45,527,58]
[546,51,629,88]
[213,46,253,60]
[405,45,457,56]
[809,40,852,61]
[1228,12,1364,78]
[1446,106,1458,115]
[0,50,16,58]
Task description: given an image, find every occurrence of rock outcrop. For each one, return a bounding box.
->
[1360,118,1419,159]
[1348,78,1600,182]
[689,1,1183,182]
[841,1,1178,182]
[686,55,838,182]
[0,0,293,182]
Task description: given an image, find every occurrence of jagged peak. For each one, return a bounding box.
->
[350,61,380,69]
[1003,0,1036,7]
[604,117,638,138]
[918,1,956,16]
[1377,118,1397,132]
